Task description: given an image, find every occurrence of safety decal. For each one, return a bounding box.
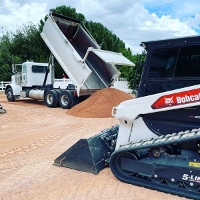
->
[151,88,200,109]
[189,162,200,168]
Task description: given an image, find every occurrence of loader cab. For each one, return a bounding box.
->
[137,36,200,135]
[138,36,200,97]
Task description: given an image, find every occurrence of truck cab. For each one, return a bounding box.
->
[6,62,52,101]
[12,62,52,87]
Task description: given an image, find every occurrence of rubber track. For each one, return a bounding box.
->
[110,128,200,200]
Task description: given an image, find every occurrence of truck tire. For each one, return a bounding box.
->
[6,88,15,102]
[44,90,59,108]
[54,89,62,107]
[59,90,72,109]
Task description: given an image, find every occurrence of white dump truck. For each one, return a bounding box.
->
[5,12,134,109]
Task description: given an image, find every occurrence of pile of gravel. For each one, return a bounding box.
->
[67,88,133,118]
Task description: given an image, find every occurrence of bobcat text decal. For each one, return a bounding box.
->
[182,174,200,183]
[151,88,200,109]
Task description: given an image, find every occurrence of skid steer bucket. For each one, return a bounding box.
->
[54,124,119,174]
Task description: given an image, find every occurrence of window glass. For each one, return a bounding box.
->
[144,45,200,96]
[147,48,179,78]
[22,65,26,73]
[174,45,200,77]
[32,65,47,73]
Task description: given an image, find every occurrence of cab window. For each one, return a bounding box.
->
[175,46,200,77]
[32,65,47,73]
[22,65,27,73]
[144,45,200,96]
[147,48,179,78]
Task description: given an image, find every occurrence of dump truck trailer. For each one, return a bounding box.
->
[55,35,200,199]
[5,12,134,109]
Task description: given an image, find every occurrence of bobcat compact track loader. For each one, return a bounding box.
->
[54,35,200,199]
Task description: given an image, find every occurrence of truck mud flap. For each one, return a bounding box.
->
[54,124,119,174]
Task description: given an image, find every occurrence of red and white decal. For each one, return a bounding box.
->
[151,88,200,109]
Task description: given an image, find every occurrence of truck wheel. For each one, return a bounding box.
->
[59,90,72,109]
[54,89,62,107]
[44,90,58,108]
[6,88,15,102]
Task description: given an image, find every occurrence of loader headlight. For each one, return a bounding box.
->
[112,107,117,117]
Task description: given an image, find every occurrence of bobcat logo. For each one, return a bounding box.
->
[164,97,174,105]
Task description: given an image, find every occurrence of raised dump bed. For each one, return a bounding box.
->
[5,12,135,110]
[41,12,134,96]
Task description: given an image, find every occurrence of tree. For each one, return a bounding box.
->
[0,22,51,81]
[51,6,86,21]
[84,21,125,52]
[0,5,144,86]
[10,23,49,62]
[0,33,13,81]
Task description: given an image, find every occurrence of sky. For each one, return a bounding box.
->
[0,0,200,54]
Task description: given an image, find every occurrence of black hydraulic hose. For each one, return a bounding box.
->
[42,67,50,88]
[42,54,52,88]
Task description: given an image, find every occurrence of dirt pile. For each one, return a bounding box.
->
[67,88,134,118]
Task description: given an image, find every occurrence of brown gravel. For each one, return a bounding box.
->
[67,88,133,118]
[0,92,189,200]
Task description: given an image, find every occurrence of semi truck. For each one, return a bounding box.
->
[5,12,134,109]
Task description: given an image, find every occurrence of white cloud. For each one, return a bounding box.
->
[80,1,198,53]
[186,13,200,30]
[140,14,197,36]
[0,0,47,34]
[0,0,199,54]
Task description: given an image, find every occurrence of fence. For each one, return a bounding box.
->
[54,78,73,89]
[0,81,11,91]
[0,78,132,93]
[113,78,132,93]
